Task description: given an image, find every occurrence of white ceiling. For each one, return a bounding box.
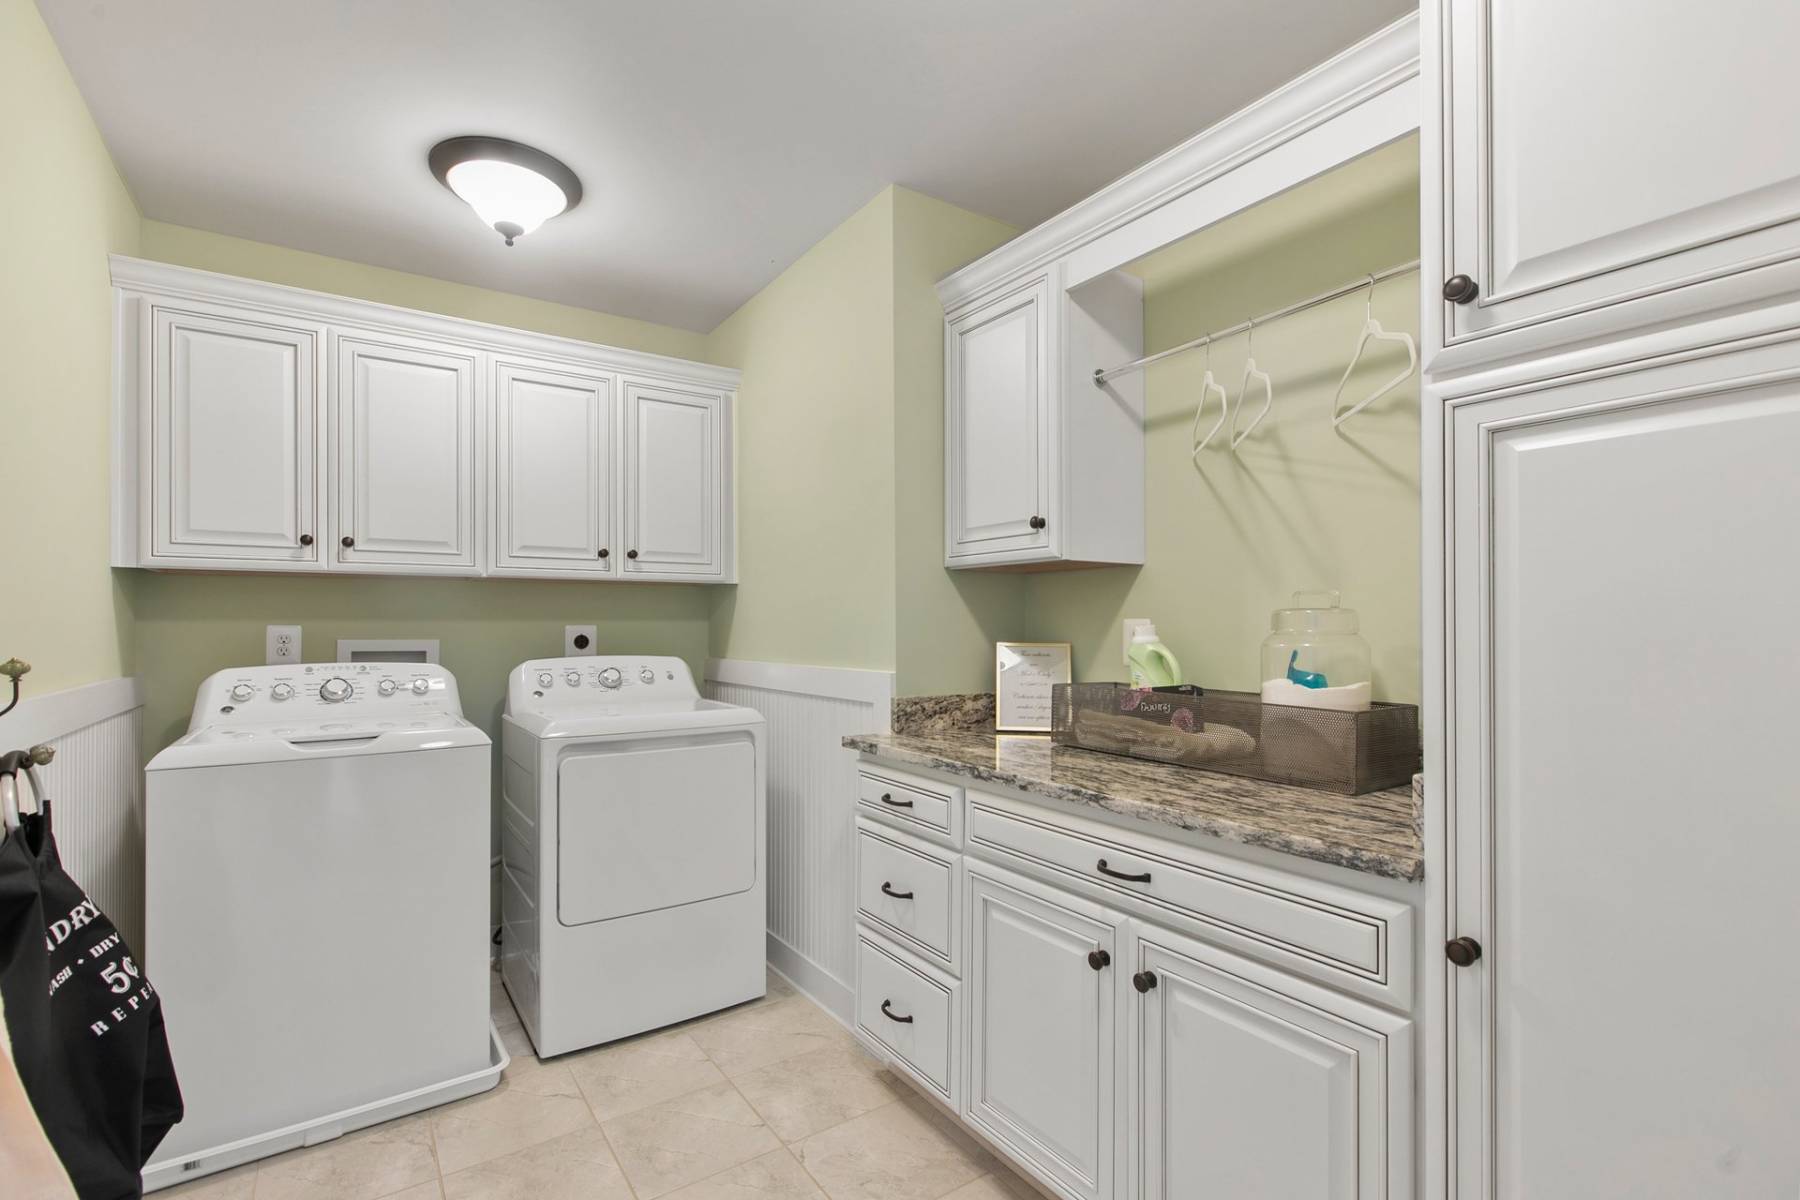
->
[40,0,1414,332]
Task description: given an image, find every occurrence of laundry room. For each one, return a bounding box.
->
[7,2,1800,1199]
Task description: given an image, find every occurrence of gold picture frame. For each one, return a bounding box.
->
[994,641,1072,733]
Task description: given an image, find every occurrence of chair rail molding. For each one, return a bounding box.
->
[935,11,1420,313]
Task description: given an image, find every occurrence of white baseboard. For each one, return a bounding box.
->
[768,933,853,1027]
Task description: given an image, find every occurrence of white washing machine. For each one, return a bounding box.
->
[500,656,765,1057]
[142,663,501,1192]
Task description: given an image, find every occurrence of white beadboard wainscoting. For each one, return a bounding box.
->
[704,659,893,1023]
[0,677,147,953]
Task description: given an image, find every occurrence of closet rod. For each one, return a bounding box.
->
[1091,259,1420,386]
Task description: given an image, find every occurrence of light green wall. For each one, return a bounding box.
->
[0,0,142,696]
[891,189,1024,695]
[705,189,900,671]
[139,221,715,363]
[1024,140,1422,703]
[129,223,725,756]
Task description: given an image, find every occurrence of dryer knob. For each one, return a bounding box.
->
[270,683,294,701]
[564,670,582,687]
[410,678,431,695]
[599,667,623,689]
[537,671,554,688]
[376,679,398,697]
[319,677,352,703]
[229,684,255,703]
[639,667,655,684]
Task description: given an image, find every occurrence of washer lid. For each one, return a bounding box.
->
[148,718,488,770]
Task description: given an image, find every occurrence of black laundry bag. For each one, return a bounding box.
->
[0,799,182,1200]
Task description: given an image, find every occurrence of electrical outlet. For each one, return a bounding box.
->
[1122,618,1151,667]
[266,625,302,665]
[565,625,597,656]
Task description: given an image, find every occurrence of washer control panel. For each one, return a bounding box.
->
[507,655,697,713]
[191,662,464,727]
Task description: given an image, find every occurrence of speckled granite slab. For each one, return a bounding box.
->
[843,729,1423,882]
[891,693,995,735]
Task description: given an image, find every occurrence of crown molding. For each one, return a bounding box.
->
[936,12,1420,313]
[108,255,741,391]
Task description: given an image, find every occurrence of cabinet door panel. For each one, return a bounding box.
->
[1444,0,1800,346]
[335,334,479,570]
[1134,935,1402,1200]
[1451,355,1800,1197]
[151,307,321,562]
[622,382,722,575]
[966,864,1115,1200]
[493,361,613,573]
[947,279,1051,558]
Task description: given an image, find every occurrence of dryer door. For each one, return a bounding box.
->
[558,736,756,925]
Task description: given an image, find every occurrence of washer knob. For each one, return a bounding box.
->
[599,667,622,689]
[411,678,431,695]
[270,683,294,701]
[319,677,352,703]
[537,671,554,688]
[229,683,255,703]
[376,678,398,697]
[564,670,582,687]
[639,667,655,684]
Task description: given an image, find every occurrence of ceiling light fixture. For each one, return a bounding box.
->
[428,136,583,246]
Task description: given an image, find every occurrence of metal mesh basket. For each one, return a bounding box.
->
[1051,683,1419,795]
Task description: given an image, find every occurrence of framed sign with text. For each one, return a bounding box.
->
[994,642,1072,733]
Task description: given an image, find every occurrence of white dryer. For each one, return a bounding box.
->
[143,663,500,1191]
[500,656,765,1057]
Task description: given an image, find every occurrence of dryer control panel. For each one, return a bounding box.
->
[189,662,465,729]
[507,656,698,713]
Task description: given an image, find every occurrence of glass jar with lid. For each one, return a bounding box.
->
[1259,590,1372,711]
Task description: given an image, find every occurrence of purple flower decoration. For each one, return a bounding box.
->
[1120,689,1150,712]
[1170,708,1195,732]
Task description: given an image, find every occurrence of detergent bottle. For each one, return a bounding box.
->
[1126,624,1181,688]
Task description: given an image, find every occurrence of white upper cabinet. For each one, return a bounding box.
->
[965,863,1117,1200]
[492,359,615,575]
[621,380,731,580]
[143,302,325,567]
[1129,928,1409,1200]
[333,332,480,573]
[946,276,1054,562]
[112,258,737,582]
[1434,0,1800,366]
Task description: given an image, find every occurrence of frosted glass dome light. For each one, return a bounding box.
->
[429,137,583,246]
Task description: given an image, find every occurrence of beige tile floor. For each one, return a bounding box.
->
[161,969,1045,1200]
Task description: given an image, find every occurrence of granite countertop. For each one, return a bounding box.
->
[843,728,1423,882]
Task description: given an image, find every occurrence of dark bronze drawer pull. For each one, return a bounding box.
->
[880,999,914,1024]
[1096,859,1151,884]
[878,792,914,809]
[880,882,914,900]
[1133,970,1158,993]
[1088,949,1110,971]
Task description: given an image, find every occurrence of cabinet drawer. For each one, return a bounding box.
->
[856,936,957,1102]
[856,768,961,843]
[969,798,1398,990]
[856,821,957,969]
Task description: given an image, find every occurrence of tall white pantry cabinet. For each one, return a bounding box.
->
[1423,1,1800,1196]
[111,257,738,583]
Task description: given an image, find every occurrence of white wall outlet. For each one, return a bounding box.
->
[1122,618,1152,667]
[266,625,302,665]
[565,625,597,656]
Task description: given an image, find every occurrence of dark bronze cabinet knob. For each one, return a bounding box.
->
[627,549,639,559]
[598,548,609,559]
[298,534,313,546]
[1132,970,1158,993]
[1088,949,1111,971]
[1029,515,1046,530]
[1445,936,1483,967]
[1442,274,1479,304]
[340,535,355,548]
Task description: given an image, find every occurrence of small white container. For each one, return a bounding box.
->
[1259,590,1372,712]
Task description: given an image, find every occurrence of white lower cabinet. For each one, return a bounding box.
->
[965,863,1118,1200]
[852,770,1416,1200]
[1129,929,1411,1200]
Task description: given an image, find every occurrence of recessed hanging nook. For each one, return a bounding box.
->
[428,136,583,246]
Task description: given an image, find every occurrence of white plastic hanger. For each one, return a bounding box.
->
[1,772,18,835]
[1331,275,1417,428]
[1229,319,1273,451]
[1188,340,1229,463]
